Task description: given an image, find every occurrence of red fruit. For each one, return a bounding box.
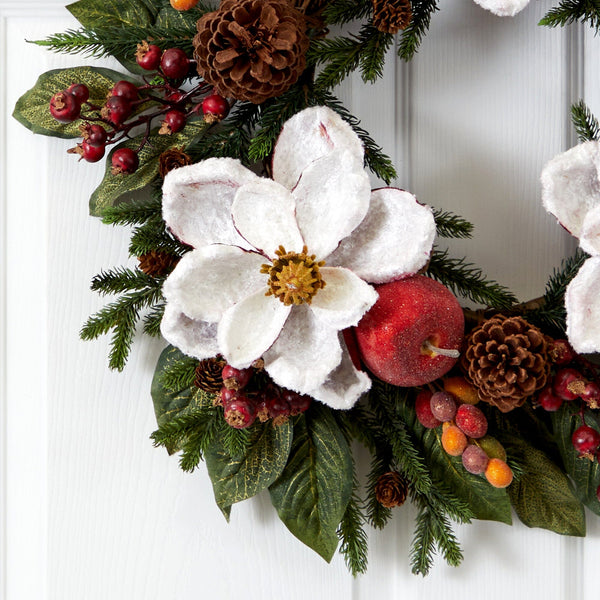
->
[80,140,105,162]
[222,365,253,390]
[462,444,489,475]
[596,483,600,503]
[111,80,139,102]
[219,386,237,407]
[538,386,563,412]
[455,404,487,439]
[49,91,81,123]
[165,91,185,104]
[415,390,441,429]
[136,43,162,71]
[282,390,312,415]
[202,93,229,122]
[81,123,108,147]
[111,148,139,175]
[267,395,291,426]
[159,109,187,134]
[549,339,576,365]
[553,367,586,401]
[581,382,600,409]
[67,83,89,104]
[572,424,600,456]
[354,276,464,387]
[224,395,256,429]
[160,48,190,79]
[103,96,132,126]
[430,391,457,422]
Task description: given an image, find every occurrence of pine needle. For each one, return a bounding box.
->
[571,100,600,142]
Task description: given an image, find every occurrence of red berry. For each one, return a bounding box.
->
[111,80,139,102]
[220,386,237,407]
[80,140,105,162]
[165,91,185,104]
[202,94,229,122]
[455,404,488,439]
[553,368,586,401]
[581,382,600,409]
[283,390,312,415]
[224,395,256,429]
[67,83,89,104]
[572,424,600,456]
[160,48,190,79]
[103,96,132,127]
[159,109,187,134]
[49,91,81,123]
[596,483,600,503]
[267,396,291,426]
[415,390,441,429]
[136,43,162,71]
[111,148,139,175]
[222,365,253,390]
[430,391,457,422]
[538,386,564,411]
[462,444,489,474]
[549,339,576,365]
[81,123,108,147]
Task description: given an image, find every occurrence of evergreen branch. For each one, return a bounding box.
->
[427,248,517,309]
[432,208,474,239]
[143,303,165,337]
[217,419,253,458]
[90,266,159,296]
[101,194,162,226]
[398,0,439,61]
[409,502,437,575]
[358,26,394,84]
[151,408,214,448]
[159,354,199,393]
[571,100,600,142]
[129,216,188,257]
[364,450,394,529]
[322,0,373,25]
[540,0,600,32]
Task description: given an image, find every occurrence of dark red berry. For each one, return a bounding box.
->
[582,382,600,409]
[553,368,586,401]
[222,365,253,390]
[201,93,229,122]
[159,109,186,134]
[81,123,108,147]
[111,148,139,175]
[67,83,90,104]
[549,339,576,365]
[462,444,489,475]
[136,43,162,71]
[220,386,237,407]
[160,48,190,79]
[283,390,312,415]
[430,391,457,422]
[267,396,291,426]
[224,395,256,429]
[596,483,600,503]
[415,390,441,429]
[49,91,81,123]
[103,96,132,127]
[455,404,488,439]
[538,386,563,412]
[572,424,600,456]
[80,140,105,163]
[111,80,139,102]
[165,91,185,104]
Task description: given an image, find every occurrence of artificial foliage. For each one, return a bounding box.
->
[13,0,600,578]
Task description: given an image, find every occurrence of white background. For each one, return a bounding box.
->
[2,0,599,598]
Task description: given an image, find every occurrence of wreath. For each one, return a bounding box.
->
[13,0,600,576]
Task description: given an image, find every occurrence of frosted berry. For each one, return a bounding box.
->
[415,390,441,429]
[549,339,576,365]
[224,395,256,429]
[538,386,563,412]
[67,83,89,104]
[441,425,467,456]
[283,390,312,416]
[49,91,81,123]
[430,391,457,422]
[581,382,600,409]
[222,365,253,390]
[202,94,229,122]
[136,42,162,71]
[80,140,105,162]
[170,0,200,9]
[553,367,586,401]
[462,444,489,475]
[160,48,190,79]
[572,424,600,456]
[111,148,139,174]
[443,376,479,405]
[103,96,132,126]
[111,80,139,102]
[159,109,187,134]
[455,404,488,439]
[485,458,513,488]
[81,123,108,147]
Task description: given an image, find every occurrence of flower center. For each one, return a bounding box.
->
[261,245,326,306]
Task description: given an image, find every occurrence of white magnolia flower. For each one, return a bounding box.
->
[160,106,436,409]
[473,0,530,17]
[541,141,600,354]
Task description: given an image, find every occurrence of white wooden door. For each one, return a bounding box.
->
[2,1,598,598]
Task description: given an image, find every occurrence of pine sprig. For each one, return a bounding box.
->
[427,247,517,309]
[90,266,159,296]
[101,194,162,226]
[143,303,165,337]
[540,0,600,32]
[322,0,373,25]
[398,0,440,61]
[128,215,188,257]
[364,450,394,529]
[571,100,600,142]
[159,354,199,393]
[217,419,253,458]
[432,208,474,239]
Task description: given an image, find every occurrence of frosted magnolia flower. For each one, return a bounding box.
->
[541,141,600,354]
[473,0,530,17]
[160,106,436,409]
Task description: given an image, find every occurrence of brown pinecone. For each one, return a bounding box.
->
[375,471,408,508]
[137,251,179,277]
[193,0,310,104]
[372,0,412,34]
[158,148,192,178]
[462,314,550,412]
[194,357,226,395]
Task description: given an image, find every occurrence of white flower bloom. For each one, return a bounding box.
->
[160,106,436,409]
[472,0,530,17]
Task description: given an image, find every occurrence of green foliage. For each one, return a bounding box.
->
[364,451,394,529]
[571,100,600,142]
[398,0,440,61]
[159,354,198,393]
[101,193,162,226]
[128,214,187,258]
[68,0,154,29]
[90,266,158,295]
[432,208,474,239]
[540,0,600,33]
[322,0,372,25]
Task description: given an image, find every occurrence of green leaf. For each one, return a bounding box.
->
[552,404,600,516]
[205,422,293,513]
[89,119,209,216]
[67,0,154,29]
[13,66,131,138]
[507,436,585,536]
[269,406,353,562]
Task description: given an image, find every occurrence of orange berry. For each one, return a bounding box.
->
[170,0,199,10]
[441,425,468,456]
[444,376,479,405]
[485,458,513,488]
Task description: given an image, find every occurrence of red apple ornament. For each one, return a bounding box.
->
[354,276,464,386]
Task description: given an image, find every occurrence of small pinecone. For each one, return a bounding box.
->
[158,148,192,178]
[372,0,412,34]
[375,471,408,508]
[193,0,310,104]
[194,357,226,394]
[137,251,179,277]
[462,314,550,412]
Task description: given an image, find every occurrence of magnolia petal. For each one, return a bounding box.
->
[272,106,364,190]
[160,303,219,360]
[566,256,600,354]
[293,149,370,259]
[327,188,436,283]
[162,157,259,249]
[307,339,372,410]
[580,205,600,256]
[263,304,342,393]
[231,179,304,259]
[310,267,378,330]
[472,0,530,16]
[218,289,291,369]
[162,246,266,323]
[541,141,600,238]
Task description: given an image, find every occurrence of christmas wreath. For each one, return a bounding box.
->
[13,0,600,576]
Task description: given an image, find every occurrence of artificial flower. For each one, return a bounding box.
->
[473,0,530,17]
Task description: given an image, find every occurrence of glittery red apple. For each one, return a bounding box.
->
[354,276,464,386]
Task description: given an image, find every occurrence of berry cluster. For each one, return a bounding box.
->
[49,41,230,174]
[415,376,513,489]
[217,364,312,429]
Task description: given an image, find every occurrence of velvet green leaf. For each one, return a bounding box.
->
[89,119,209,216]
[507,437,585,536]
[269,406,353,562]
[67,0,154,29]
[206,422,293,512]
[552,405,600,516]
[13,67,130,139]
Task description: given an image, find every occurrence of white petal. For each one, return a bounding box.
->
[472,0,530,16]
[232,179,304,259]
[307,339,372,410]
[293,149,371,259]
[160,303,219,360]
[162,158,259,249]
[263,304,342,393]
[162,246,266,322]
[272,106,364,190]
[310,267,378,330]
[541,141,600,238]
[327,188,436,283]
[566,256,600,354]
[580,205,600,256]
[218,289,291,369]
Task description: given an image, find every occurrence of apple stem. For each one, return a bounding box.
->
[423,339,460,359]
